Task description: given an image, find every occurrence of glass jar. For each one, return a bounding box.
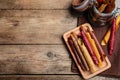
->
[88,5,116,27]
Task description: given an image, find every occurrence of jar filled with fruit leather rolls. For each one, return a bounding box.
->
[88,0,116,27]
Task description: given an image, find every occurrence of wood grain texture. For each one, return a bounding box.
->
[0,45,73,74]
[0,45,119,79]
[0,0,72,9]
[0,0,119,10]
[0,75,119,80]
[0,10,77,44]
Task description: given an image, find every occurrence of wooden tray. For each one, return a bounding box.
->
[63,23,111,79]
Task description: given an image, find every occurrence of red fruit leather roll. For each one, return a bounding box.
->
[80,28,98,65]
[97,0,103,4]
[68,37,86,71]
[109,18,116,55]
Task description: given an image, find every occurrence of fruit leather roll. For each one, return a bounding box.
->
[70,33,89,71]
[77,38,97,73]
[68,37,86,71]
[80,27,99,65]
[85,32,103,67]
[71,32,89,71]
[88,29,106,61]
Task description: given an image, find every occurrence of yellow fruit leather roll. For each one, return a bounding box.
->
[77,38,97,73]
[86,32,103,67]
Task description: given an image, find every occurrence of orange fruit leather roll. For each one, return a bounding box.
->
[98,4,107,13]
[77,38,97,73]
[88,29,106,61]
[85,32,103,67]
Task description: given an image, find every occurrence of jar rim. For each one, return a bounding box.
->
[93,5,116,17]
[72,0,90,9]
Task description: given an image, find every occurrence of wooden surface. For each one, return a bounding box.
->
[0,10,76,44]
[0,0,120,80]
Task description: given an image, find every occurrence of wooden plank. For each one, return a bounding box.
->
[0,45,119,79]
[0,75,119,80]
[0,10,77,44]
[0,0,72,9]
[0,0,119,9]
[0,44,119,78]
[0,45,73,74]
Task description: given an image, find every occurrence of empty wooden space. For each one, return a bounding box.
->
[0,0,120,80]
[0,10,76,44]
[0,45,72,74]
[0,0,72,9]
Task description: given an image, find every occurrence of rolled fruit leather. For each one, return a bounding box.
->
[80,27,99,65]
[70,33,89,71]
[85,32,103,67]
[77,38,97,73]
[68,37,86,70]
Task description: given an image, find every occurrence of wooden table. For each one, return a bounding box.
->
[0,0,120,80]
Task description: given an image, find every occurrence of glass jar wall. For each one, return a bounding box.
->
[88,5,116,27]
